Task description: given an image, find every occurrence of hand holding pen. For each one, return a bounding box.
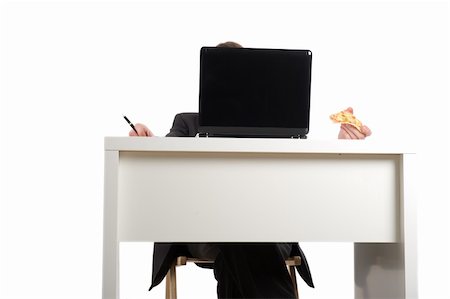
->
[123,115,154,137]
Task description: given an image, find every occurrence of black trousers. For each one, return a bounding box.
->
[188,243,296,299]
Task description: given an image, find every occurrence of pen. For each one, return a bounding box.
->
[123,115,139,135]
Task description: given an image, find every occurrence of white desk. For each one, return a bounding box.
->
[103,137,417,298]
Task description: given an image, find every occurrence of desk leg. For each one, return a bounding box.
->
[354,154,417,299]
[354,243,405,299]
[103,151,120,299]
[400,154,418,299]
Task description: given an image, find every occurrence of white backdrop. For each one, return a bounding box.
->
[1,0,449,298]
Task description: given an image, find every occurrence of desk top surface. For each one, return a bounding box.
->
[105,137,414,154]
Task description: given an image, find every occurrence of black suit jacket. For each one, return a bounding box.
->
[149,113,314,290]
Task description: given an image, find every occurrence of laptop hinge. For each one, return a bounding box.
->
[291,135,307,139]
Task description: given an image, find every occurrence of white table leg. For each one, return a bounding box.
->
[103,150,120,299]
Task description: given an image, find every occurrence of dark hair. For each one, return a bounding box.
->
[216,41,243,48]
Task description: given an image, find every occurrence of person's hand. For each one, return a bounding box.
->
[337,107,372,139]
[129,123,154,137]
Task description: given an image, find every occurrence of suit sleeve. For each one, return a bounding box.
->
[166,113,199,137]
[166,113,189,137]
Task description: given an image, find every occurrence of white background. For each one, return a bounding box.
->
[0,0,449,298]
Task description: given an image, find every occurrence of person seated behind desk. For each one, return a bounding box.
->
[129,41,372,299]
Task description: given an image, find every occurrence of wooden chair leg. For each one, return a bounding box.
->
[288,264,299,299]
[288,265,299,299]
[165,263,177,299]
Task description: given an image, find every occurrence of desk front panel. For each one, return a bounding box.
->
[117,151,400,242]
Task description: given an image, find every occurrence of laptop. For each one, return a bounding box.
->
[198,47,312,138]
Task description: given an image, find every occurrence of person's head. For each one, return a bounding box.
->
[216,41,243,48]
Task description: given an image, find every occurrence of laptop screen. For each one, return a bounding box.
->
[198,47,312,138]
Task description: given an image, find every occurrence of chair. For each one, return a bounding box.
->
[165,255,301,299]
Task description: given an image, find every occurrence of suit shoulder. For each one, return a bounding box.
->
[173,112,199,125]
[175,112,198,120]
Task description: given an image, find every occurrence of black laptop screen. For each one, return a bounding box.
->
[198,47,312,137]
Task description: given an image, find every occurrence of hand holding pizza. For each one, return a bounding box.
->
[330,107,372,139]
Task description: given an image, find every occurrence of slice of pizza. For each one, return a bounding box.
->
[329,110,363,132]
